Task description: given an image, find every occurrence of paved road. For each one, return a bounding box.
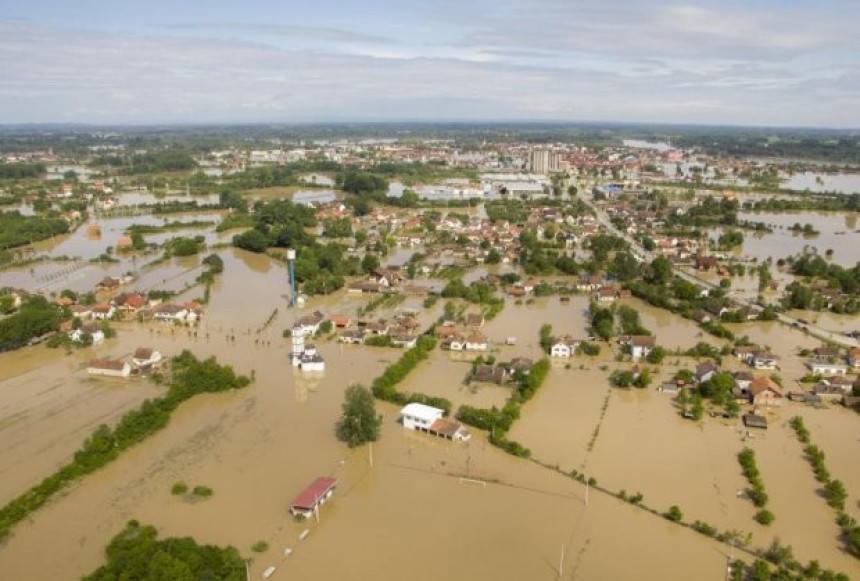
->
[578,190,859,349]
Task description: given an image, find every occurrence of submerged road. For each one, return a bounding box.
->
[578,190,859,349]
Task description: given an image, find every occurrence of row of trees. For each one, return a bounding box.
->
[737,447,774,525]
[0,351,250,541]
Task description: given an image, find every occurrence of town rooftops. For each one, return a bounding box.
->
[290,477,337,511]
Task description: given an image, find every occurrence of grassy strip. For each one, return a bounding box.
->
[456,359,551,457]
[371,336,452,415]
[789,416,859,559]
[0,351,250,542]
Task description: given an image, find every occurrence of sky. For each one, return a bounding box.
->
[0,0,859,127]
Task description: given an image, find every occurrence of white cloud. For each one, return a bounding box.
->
[0,1,858,128]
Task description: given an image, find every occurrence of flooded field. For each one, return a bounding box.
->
[0,337,163,506]
[0,237,857,580]
[782,172,860,195]
[737,211,860,266]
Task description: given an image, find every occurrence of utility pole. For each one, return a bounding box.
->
[585,474,589,506]
[558,543,565,579]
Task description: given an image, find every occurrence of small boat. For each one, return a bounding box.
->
[299,529,310,541]
[263,565,277,579]
[283,548,293,557]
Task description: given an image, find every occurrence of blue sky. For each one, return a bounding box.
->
[1,0,858,126]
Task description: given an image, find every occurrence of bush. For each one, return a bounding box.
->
[83,521,243,580]
[755,510,775,525]
[665,505,683,522]
[579,341,600,356]
[192,485,213,498]
[824,480,847,511]
[693,521,717,537]
[171,481,188,495]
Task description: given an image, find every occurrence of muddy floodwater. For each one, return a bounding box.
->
[0,249,857,580]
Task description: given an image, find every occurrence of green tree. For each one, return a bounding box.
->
[361,253,380,274]
[610,251,640,281]
[645,256,672,285]
[232,228,268,253]
[336,384,382,448]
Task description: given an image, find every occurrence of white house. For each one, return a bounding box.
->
[153,304,189,323]
[400,403,444,431]
[294,310,325,336]
[70,323,105,345]
[628,336,656,359]
[91,303,116,320]
[550,337,581,358]
[807,359,848,376]
[87,358,131,378]
[694,361,719,384]
[390,333,418,349]
[399,403,471,441]
[464,332,489,352]
[752,351,778,370]
[551,341,572,358]
[132,347,163,369]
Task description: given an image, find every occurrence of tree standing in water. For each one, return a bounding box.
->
[336,384,382,448]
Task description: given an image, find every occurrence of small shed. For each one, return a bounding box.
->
[289,477,337,518]
[742,413,768,429]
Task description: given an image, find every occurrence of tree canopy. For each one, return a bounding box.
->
[336,384,382,448]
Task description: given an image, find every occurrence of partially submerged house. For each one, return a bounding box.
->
[87,358,131,378]
[399,403,471,441]
[749,376,783,407]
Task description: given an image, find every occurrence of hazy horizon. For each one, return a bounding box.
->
[2,0,859,127]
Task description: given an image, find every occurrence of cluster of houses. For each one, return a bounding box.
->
[87,347,163,378]
[471,357,534,386]
[435,316,489,352]
[335,312,422,348]
[290,310,326,372]
[65,291,204,325]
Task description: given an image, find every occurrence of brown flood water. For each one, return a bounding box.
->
[0,251,857,580]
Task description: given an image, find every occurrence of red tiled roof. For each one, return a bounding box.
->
[290,477,337,511]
